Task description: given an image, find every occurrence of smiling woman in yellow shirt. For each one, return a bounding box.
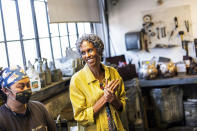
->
[69,34,126,131]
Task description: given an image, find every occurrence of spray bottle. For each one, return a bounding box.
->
[26,61,41,92]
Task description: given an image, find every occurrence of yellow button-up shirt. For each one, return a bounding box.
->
[69,64,126,131]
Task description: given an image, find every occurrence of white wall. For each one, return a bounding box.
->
[108,0,197,69]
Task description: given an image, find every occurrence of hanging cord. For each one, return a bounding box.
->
[99,0,117,56]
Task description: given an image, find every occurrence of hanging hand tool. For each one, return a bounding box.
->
[183,40,190,56]
[156,27,160,39]
[163,27,166,37]
[185,20,189,32]
[169,17,178,41]
[141,29,149,52]
[179,31,184,49]
[161,27,166,38]
[174,17,178,30]
[169,30,174,41]
[144,39,149,52]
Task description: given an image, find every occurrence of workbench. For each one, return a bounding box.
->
[31,77,70,101]
[124,75,197,131]
[124,75,197,88]
[31,77,72,119]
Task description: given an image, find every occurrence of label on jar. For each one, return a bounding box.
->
[31,81,39,89]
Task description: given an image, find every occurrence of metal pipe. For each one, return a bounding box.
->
[66,23,71,48]
[57,24,63,58]
[104,0,111,57]
[75,23,79,39]
[15,0,27,69]
[44,0,55,63]
[30,0,41,59]
[0,0,10,67]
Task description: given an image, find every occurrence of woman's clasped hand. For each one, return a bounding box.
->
[103,79,119,103]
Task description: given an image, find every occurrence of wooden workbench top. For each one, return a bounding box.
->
[124,75,197,88]
[31,77,71,102]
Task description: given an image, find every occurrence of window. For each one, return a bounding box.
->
[39,38,52,62]
[18,0,35,39]
[23,40,37,64]
[1,0,19,41]
[78,23,91,36]
[34,1,49,38]
[60,36,69,57]
[0,0,92,69]
[0,11,4,42]
[59,23,68,36]
[52,37,62,59]
[0,43,8,67]
[7,42,23,67]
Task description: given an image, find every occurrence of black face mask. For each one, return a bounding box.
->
[15,90,32,104]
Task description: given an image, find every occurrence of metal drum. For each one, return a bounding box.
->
[150,86,184,128]
[184,99,197,126]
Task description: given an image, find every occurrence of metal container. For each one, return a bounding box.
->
[184,99,197,126]
[42,58,52,85]
[126,78,145,131]
[49,62,61,82]
[150,86,184,128]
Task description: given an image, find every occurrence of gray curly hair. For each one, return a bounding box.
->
[76,34,104,58]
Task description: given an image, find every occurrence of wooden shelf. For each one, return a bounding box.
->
[31,77,71,102]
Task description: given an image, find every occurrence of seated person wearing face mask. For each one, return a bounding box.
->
[0,67,56,131]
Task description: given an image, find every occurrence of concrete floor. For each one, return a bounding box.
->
[149,127,197,131]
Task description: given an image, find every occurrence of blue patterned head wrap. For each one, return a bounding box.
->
[0,67,28,89]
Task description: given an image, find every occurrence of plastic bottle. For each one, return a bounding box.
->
[26,61,41,92]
